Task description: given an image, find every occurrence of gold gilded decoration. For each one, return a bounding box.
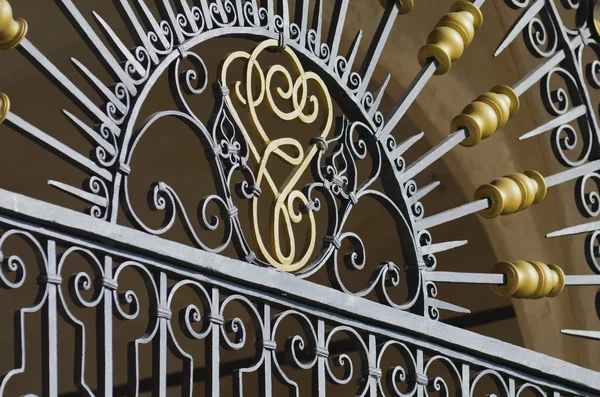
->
[594,2,600,38]
[451,85,519,147]
[220,39,333,272]
[0,0,27,50]
[0,92,9,124]
[474,170,546,219]
[492,261,565,299]
[378,0,414,14]
[418,0,482,75]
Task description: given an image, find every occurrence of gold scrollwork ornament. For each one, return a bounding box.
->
[220,39,333,272]
[0,0,27,51]
[492,261,565,299]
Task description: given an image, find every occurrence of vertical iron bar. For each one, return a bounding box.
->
[367,334,379,397]
[153,272,168,397]
[43,240,59,397]
[416,349,425,397]
[260,303,272,397]
[207,287,221,397]
[99,255,114,397]
[314,319,326,397]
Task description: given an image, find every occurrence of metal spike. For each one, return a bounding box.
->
[48,180,107,207]
[56,0,137,95]
[93,11,146,77]
[512,50,566,96]
[425,271,505,285]
[390,132,424,160]
[419,240,468,255]
[561,330,600,341]
[294,0,309,47]
[3,112,112,180]
[342,30,362,82]
[415,198,490,231]
[564,275,600,286]
[278,0,291,40]
[428,298,471,314]
[380,61,438,138]
[368,73,391,118]
[327,0,349,68]
[544,159,600,188]
[112,0,159,63]
[494,0,545,57]
[17,39,120,135]
[62,110,117,153]
[546,220,600,238]
[70,58,127,114]
[519,105,587,141]
[356,0,399,98]
[401,129,467,182]
[408,181,440,205]
[131,0,171,48]
[155,0,185,44]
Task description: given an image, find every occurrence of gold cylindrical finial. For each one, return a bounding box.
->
[418,1,483,75]
[451,85,520,147]
[492,261,565,299]
[378,0,414,15]
[474,170,547,219]
[0,93,9,124]
[0,0,27,50]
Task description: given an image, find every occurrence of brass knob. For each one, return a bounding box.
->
[474,170,546,219]
[451,85,520,147]
[418,1,483,75]
[0,92,8,124]
[0,0,27,50]
[378,0,414,14]
[492,261,565,299]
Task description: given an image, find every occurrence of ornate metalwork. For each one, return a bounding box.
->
[0,0,600,393]
[492,261,565,299]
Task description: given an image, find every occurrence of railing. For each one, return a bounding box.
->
[0,189,596,396]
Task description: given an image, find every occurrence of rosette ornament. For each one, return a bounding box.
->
[0,93,8,124]
[474,170,547,219]
[418,0,483,75]
[379,0,414,14]
[0,0,27,50]
[492,261,565,299]
[451,85,520,147]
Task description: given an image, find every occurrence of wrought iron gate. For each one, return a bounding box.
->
[0,0,599,395]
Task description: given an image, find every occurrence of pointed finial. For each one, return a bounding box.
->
[492,261,565,299]
[0,93,9,124]
[379,0,414,15]
[452,85,520,147]
[474,170,546,218]
[418,1,482,75]
[0,0,27,50]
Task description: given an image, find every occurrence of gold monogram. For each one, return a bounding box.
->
[220,39,333,272]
